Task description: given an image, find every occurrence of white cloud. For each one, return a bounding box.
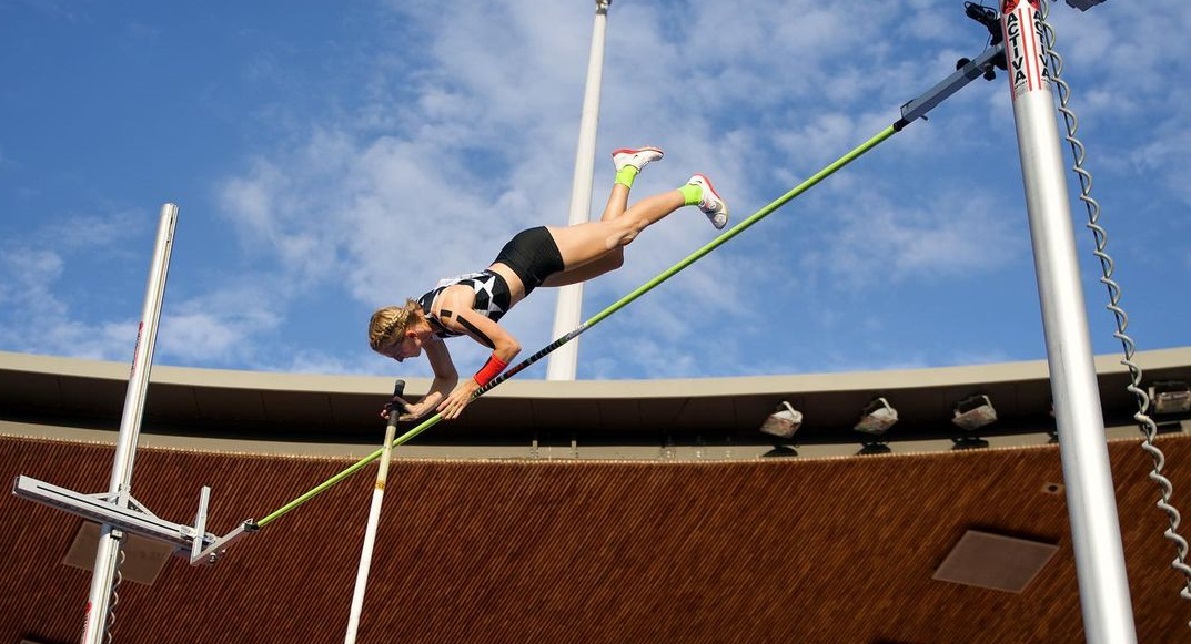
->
[0,243,138,359]
[0,247,65,314]
[37,210,143,252]
[0,207,276,365]
[219,160,284,241]
[797,185,1024,289]
[158,282,285,364]
[589,333,699,380]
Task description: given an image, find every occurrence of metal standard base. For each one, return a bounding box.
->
[13,475,254,565]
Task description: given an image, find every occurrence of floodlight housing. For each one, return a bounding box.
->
[1065,0,1111,11]
[857,442,892,456]
[855,397,899,435]
[1150,381,1191,415]
[760,401,802,438]
[952,395,997,431]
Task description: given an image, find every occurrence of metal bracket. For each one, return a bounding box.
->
[900,43,1005,125]
[12,475,255,565]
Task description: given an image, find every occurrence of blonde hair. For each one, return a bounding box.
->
[368,299,422,352]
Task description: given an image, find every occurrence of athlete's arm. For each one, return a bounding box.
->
[395,337,457,422]
[431,296,522,420]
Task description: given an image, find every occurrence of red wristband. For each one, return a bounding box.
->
[473,354,509,387]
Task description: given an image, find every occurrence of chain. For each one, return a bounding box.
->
[104,548,125,644]
[1039,0,1191,612]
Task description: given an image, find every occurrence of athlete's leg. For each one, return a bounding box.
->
[543,172,730,286]
[540,254,623,287]
[597,183,631,223]
[547,189,686,275]
[598,147,664,222]
[541,146,663,287]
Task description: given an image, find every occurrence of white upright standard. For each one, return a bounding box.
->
[82,204,179,644]
[1001,3,1135,642]
[546,0,612,381]
[344,380,405,644]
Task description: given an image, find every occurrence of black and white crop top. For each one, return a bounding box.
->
[416,270,513,338]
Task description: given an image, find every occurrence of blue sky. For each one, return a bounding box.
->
[0,0,1187,381]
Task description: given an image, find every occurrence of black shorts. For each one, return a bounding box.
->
[492,226,565,295]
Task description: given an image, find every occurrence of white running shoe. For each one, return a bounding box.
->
[612,146,664,172]
[687,174,728,229]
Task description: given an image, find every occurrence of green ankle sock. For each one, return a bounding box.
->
[615,165,639,188]
[677,183,702,206]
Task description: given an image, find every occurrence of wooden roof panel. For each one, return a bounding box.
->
[3,435,1189,643]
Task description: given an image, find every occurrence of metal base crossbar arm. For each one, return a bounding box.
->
[900,43,1005,123]
[12,475,254,565]
[251,38,1002,529]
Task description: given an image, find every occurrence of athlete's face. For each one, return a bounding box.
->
[382,332,425,362]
